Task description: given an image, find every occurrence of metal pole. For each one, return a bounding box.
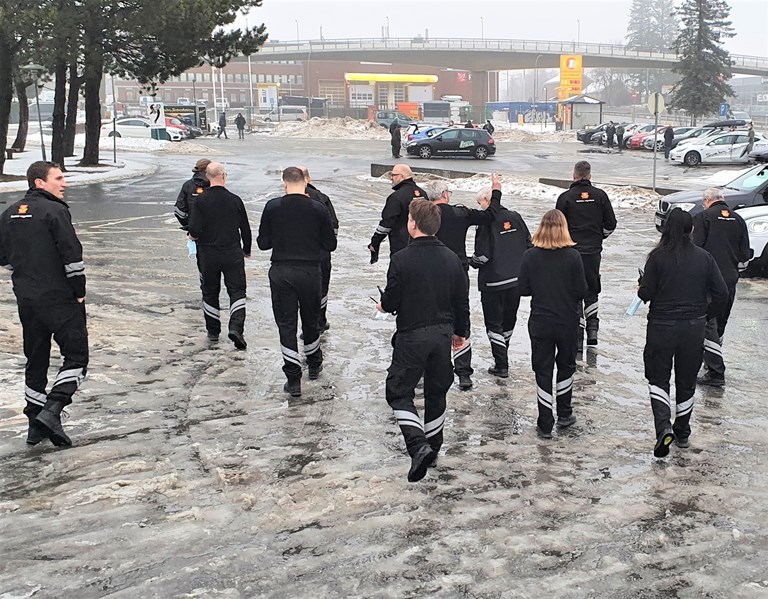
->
[111,73,117,163]
[219,67,225,116]
[211,64,218,124]
[192,77,198,126]
[33,77,46,161]
[480,16,484,40]
[652,93,659,192]
[248,56,254,111]
[295,19,299,42]
[577,20,580,45]
[543,86,548,130]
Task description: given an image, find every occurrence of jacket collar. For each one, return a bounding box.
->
[569,179,592,189]
[24,187,68,207]
[392,177,415,191]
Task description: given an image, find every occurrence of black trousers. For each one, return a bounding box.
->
[579,252,602,332]
[217,126,228,139]
[237,127,245,139]
[18,300,88,408]
[199,248,246,337]
[703,284,736,378]
[391,142,400,158]
[644,317,706,439]
[269,262,323,379]
[481,286,521,369]
[529,317,578,433]
[453,269,472,376]
[319,253,332,328]
[386,323,453,457]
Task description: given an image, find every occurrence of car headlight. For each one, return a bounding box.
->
[674,203,697,212]
[747,219,768,234]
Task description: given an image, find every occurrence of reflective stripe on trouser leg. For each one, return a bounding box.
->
[487,329,508,369]
[555,375,574,419]
[702,317,725,377]
[48,304,89,407]
[536,376,555,432]
[423,331,453,453]
[228,297,246,335]
[202,301,221,334]
[649,383,672,438]
[452,339,473,377]
[25,384,47,408]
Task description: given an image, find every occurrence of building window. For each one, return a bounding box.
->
[297,75,304,85]
[240,93,247,103]
[202,73,210,82]
[319,80,345,106]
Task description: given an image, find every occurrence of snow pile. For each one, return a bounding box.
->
[272,117,390,140]
[71,133,214,155]
[491,129,575,143]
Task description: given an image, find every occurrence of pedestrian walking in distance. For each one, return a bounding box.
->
[188,162,251,350]
[377,199,470,482]
[638,209,728,457]
[257,167,337,398]
[663,126,674,161]
[470,177,531,380]
[555,160,616,352]
[235,113,247,140]
[300,166,339,332]
[389,119,402,158]
[426,178,496,390]
[0,161,89,448]
[174,158,210,232]
[518,210,587,439]
[217,112,228,139]
[692,188,750,387]
[368,164,427,264]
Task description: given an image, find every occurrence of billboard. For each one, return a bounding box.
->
[559,55,583,101]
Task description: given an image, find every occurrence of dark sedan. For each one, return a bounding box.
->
[750,146,768,163]
[576,123,609,144]
[405,128,496,160]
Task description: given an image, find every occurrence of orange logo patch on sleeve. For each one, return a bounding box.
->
[414,191,421,197]
[503,221,512,230]
[196,187,204,194]
[580,192,590,200]
[18,205,28,214]
[721,209,730,217]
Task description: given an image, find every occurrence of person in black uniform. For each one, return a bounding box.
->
[376,199,469,482]
[638,209,728,457]
[174,158,210,231]
[389,119,402,158]
[470,179,532,379]
[217,112,228,139]
[300,166,339,332]
[426,178,496,390]
[0,161,88,448]
[188,162,251,350]
[257,167,337,398]
[518,210,587,439]
[555,160,616,350]
[482,120,495,136]
[663,126,675,161]
[692,188,751,387]
[368,164,428,264]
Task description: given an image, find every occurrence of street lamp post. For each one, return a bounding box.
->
[295,19,299,43]
[22,64,47,161]
[543,86,548,130]
[192,76,198,126]
[577,20,581,45]
[480,16,484,40]
[533,55,543,114]
[385,16,390,39]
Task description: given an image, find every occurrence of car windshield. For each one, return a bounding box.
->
[724,165,768,191]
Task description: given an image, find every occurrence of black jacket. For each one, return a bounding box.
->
[0,188,85,303]
[470,190,531,291]
[306,183,339,234]
[555,180,617,255]
[257,193,337,263]
[389,121,401,146]
[188,186,251,254]
[370,178,428,255]
[518,247,587,324]
[235,115,246,129]
[436,201,495,268]
[692,200,750,288]
[174,172,209,230]
[380,237,470,337]
[664,127,674,145]
[638,242,728,321]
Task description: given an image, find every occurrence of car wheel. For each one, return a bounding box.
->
[684,151,701,166]
[418,145,432,159]
[624,138,631,149]
[474,146,489,160]
[108,131,121,138]
[264,117,271,122]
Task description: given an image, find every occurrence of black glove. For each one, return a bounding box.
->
[368,244,379,265]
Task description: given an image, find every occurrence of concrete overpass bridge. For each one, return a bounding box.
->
[251,37,768,77]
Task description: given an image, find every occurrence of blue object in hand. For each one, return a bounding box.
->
[626,295,642,316]
[187,239,197,258]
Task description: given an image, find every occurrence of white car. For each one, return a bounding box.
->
[737,204,768,276]
[642,127,697,150]
[669,131,766,166]
[100,117,185,141]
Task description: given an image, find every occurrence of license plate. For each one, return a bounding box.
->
[654,216,663,227]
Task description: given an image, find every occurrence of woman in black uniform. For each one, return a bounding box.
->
[519,210,587,439]
[638,209,728,457]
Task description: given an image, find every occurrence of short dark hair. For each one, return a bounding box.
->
[574,160,591,179]
[409,198,441,236]
[27,161,60,188]
[282,167,305,184]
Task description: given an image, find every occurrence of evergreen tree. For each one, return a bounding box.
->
[671,0,735,123]
[626,0,654,51]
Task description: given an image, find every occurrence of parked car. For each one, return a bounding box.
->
[405,127,496,160]
[178,116,204,137]
[669,131,766,166]
[627,125,666,149]
[576,123,610,144]
[654,163,768,231]
[737,204,768,276]
[749,146,768,163]
[165,117,191,138]
[404,125,451,146]
[642,127,697,151]
[376,110,414,129]
[673,120,751,150]
[101,117,152,139]
[263,106,308,121]
[176,97,192,106]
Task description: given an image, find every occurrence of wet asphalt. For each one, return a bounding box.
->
[0,137,767,598]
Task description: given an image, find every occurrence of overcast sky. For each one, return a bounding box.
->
[239,0,767,57]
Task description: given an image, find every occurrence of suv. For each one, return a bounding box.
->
[405,127,496,160]
[654,163,768,231]
[376,110,414,129]
[264,106,308,121]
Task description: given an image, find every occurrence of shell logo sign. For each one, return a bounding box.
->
[559,55,583,101]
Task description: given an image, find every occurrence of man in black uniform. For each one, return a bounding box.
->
[174,158,210,231]
[257,167,337,398]
[471,179,532,378]
[368,164,427,264]
[0,161,88,448]
[427,178,496,390]
[692,188,751,387]
[188,162,251,350]
[389,119,402,158]
[377,199,469,482]
[555,161,616,351]
[300,166,339,331]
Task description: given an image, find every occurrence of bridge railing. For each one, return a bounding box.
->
[257,37,768,70]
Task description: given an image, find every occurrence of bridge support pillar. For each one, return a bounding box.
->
[470,71,498,119]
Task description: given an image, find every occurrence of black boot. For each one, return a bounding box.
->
[35,399,72,448]
[23,404,48,446]
[586,318,599,346]
[283,378,301,397]
[576,326,584,354]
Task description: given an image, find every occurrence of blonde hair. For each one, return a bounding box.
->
[531,209,576,249]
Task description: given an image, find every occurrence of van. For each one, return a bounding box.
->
[264,106,308,121]
[177,97,192,105]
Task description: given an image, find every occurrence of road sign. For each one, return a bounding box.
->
[719,102,730,116]
[647,93,665,115]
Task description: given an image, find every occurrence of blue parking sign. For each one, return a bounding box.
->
[719,103,730,117]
